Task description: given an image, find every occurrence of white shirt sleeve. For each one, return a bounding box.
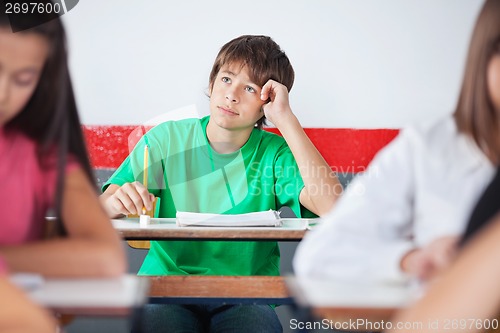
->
[294,128,418,283]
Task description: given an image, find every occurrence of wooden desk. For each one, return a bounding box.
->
[112,218,315,304]
[148,275,292,305]
[113,218,314,241]
[285,276,421,331]
[15,274,150,316]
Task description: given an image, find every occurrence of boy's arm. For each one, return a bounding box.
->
[261,80,341,216]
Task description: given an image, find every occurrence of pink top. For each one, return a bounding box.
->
[0,128,78,245]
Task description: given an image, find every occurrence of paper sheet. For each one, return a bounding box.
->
[176,210,282,227]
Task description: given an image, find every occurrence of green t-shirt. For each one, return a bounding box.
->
[104,116,315,276]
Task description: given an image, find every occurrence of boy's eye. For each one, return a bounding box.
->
[245,86,256,93]
[221,77,231,83]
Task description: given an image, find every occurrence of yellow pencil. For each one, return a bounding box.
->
[142,144,149,215]
[143,144,149,186]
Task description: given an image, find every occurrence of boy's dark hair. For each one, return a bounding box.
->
[454,0,500,164]
[208,35,295,129]
[1,3,94,235]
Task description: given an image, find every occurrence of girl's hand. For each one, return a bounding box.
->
[101,182,154,218]
[260,79,295,128]
[401,236,459,281]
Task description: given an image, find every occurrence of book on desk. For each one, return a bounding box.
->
[176,210,282,227]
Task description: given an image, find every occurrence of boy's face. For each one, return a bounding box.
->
[209,62,265,131]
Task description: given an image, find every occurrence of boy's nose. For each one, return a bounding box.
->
[225,88,238,103]
[226,95,237,103]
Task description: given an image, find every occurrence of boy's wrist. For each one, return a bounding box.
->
[272,111,299,132]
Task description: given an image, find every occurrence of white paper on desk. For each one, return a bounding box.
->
[28,275,150,308]
[176,210,282,227]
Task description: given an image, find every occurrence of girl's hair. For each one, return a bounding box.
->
[208,35,295,129]
[454,0,500,164]
[1,6,94,235]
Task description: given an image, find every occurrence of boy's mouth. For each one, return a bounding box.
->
[218,106,239,115]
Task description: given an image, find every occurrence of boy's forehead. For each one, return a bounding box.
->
[220,61,245,74]
[219,61,256,83]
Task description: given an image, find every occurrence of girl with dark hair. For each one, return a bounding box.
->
[295,0,500,284]
[0,9,126,277]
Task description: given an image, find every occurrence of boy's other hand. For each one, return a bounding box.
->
[101,182,154,218]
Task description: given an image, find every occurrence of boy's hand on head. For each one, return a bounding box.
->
[260,79,294,128]
[103,182,154,217]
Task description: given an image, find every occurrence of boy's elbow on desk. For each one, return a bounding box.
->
[316,197,338,217]
[300,187,340,217]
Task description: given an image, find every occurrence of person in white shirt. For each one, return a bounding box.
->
[387,168,500,333]
[293,0,500,284]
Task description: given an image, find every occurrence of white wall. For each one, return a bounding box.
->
[63,0,484,128]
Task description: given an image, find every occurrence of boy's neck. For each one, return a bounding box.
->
[206,120,253,154]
